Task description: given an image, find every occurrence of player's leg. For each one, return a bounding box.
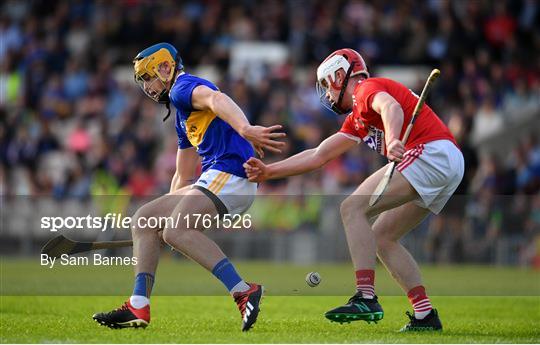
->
[374,139,464,330]
[93,186,191,328]
[161,188,226,269]
[162,172,262,331]
[373,202,442,331]
[325,165,418,324]
[373,202,429,292]
[130,187,198,305]
[342,166,418,272]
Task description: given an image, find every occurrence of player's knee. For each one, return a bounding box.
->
[340,194,370,221]
[131,206,154,233]
[339,197,353,218]
[131,209,145,233]
[162,228,195,248]
[161,228,176,247]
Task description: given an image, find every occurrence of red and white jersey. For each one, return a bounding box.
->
[339,77,457,156]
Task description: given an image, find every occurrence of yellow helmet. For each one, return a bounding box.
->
[133,43,183,104]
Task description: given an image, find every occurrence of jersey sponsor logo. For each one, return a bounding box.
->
[362,125,385,155]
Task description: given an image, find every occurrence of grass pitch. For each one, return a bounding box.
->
[1,296,539,343]
[1,259,539,343]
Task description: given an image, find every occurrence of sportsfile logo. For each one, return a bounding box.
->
[41,213,132,232]
[40,213,253,232]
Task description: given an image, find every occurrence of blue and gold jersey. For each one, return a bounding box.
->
[169,73,254,178]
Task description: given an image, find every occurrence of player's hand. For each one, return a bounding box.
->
[243,157,269,183]
[386,139,405,162]
[253,144,265,158]
[241,125,286,157]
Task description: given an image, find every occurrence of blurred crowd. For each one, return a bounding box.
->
[1,0,539,265]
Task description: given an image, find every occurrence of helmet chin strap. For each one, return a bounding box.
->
[160,67,180,122]
[331,61,356,115]
[163,102,172,122]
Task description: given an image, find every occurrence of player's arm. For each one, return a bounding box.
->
[191,85,285,157]
[170,147,200,192]
[243,133,357,182]
[371,91,405,162]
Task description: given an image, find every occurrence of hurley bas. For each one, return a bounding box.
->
[41,254,137,268]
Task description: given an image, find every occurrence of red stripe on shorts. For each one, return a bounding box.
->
[397,144,424,172]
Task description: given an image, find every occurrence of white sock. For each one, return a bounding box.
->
[412,297,433,319]
[230,281,251,294]
[130,295,150,309]
[357,283,375,299]
[415,309,432,320]
[357,286,375,299]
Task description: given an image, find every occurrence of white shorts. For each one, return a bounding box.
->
[192,169,257,215]
[397,139,464,214]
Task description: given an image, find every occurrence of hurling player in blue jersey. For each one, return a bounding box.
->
[93,43,285,332]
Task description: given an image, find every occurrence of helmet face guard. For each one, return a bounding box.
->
[134,73,170,103]
[316,61,356,115]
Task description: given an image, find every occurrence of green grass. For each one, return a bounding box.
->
[2,257,539,296]
[1,259,539,343]
[1,296,539,343]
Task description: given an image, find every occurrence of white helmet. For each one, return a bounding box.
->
[316,48,369,114]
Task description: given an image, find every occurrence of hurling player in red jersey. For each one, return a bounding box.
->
[244,49,464,331]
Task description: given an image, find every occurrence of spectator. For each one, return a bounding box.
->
[0,0,538,265]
